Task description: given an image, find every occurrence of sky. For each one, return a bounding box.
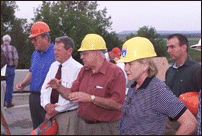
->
[14,1,201,33]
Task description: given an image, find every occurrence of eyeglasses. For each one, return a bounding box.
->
[80,52,90,56]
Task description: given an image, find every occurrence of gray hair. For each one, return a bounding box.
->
[40,32,51,42]
[2,34,11,42]
[55,36,75,53]
[137,58,158,77]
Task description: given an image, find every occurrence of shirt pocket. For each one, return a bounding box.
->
[94,88,105,97]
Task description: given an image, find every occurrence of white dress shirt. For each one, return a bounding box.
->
[40,56,83,113]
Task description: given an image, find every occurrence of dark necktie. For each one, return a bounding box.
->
[50,64,62,104]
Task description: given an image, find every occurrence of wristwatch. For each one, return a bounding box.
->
[90,95,95,103]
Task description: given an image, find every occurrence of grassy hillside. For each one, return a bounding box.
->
[188,38,201,62]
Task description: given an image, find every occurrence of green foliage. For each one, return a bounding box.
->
[188,38,201,62]
[126,33,136,40]
[1,1,34,69]
[1,1,18,37]
[31,1,122,64]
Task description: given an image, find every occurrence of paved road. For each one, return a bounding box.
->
[1,92,32,135]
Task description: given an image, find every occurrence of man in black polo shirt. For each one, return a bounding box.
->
[165,34,201,135]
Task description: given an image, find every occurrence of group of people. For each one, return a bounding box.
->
[1,21,201,135]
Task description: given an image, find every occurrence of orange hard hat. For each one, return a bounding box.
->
[179,92,199,116]
[112,47,121,58]
[31,118,58,135]
[29,21,50,38]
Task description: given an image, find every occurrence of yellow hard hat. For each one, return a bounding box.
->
[78,34,107,51]
[117,37,157,63]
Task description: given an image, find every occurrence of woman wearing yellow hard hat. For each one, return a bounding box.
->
[118,37,197,135]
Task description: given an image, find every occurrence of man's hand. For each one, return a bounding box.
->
[68,92,91,103]
[45,103,59,120]
[45,103,59,115]
[16,82,25,92]
[45,112,58,120]
[46,78,62,89]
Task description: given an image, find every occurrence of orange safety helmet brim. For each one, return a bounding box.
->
[29,21,50,38]
[31,118,58,135]
[179,92,199,116]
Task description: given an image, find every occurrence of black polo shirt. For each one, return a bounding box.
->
[165,56,201,97]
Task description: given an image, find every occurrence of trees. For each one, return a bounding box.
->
[1,1,123,67]
[32,1,122,63]
[137,26,168,57]
[1,1,18,37]
[1,1,34,69]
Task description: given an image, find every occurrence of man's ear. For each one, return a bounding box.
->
[182,44,187,52]
[68,48,73,54]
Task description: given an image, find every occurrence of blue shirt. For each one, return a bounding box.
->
[121,76,186,135]
[29,43,55,93]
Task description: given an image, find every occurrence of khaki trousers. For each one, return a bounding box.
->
[77,116,120,135]
[55,109,79,135]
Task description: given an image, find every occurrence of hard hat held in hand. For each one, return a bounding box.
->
[190,39,201,51]
[29,21,50,38]
[31,118,58,135]
[78,34,107,51]
[116,37,157,63]
[179,92,199,116]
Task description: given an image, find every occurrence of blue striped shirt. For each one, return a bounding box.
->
[29,43,55,93]
[121,76,186,135]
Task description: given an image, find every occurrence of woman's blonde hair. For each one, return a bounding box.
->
[137,57,158,77]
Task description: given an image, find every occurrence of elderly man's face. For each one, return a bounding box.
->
[80,50,97,68]
[31,35,47,52]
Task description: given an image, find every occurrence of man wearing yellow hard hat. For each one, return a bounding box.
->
[46,34,126,135]
[118,37,197,135]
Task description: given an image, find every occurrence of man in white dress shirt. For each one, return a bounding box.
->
[40,36,83,135]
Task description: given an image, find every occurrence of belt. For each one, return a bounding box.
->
[1,76,6,81]
[84,120,101,124]
[8,65,15,67]
[60,108,77,114]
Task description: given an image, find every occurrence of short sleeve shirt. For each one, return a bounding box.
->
[1,43,19,66]
[121,76,186,135]
[29,43,55,93]
[71,59,126,122]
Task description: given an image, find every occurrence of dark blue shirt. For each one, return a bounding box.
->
[29,43,55,93]
[121,76,186,135]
